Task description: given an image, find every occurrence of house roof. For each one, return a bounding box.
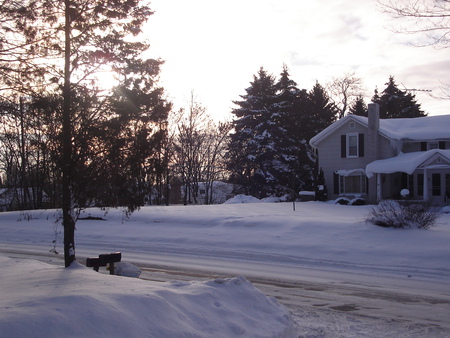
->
[378,115,450,140]
[310,114,450,147]
[365,149,450,178]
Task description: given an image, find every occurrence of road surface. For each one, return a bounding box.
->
[2,247,450,337]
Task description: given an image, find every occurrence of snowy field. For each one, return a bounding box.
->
[1,198,450,337]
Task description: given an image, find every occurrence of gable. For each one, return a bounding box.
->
[309,115,368,148]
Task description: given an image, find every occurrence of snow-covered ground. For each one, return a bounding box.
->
[1,198,450,337]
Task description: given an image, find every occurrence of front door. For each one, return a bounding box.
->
[428,171,450,206]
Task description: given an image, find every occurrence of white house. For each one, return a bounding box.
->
[309,103,450,205]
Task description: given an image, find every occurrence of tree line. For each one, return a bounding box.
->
[0,0,427,266]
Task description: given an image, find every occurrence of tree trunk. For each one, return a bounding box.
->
[63,0,75,267]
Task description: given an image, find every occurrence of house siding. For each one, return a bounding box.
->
[317,121,370,200]
[316,120,395,202]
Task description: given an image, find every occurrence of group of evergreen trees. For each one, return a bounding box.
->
[227,66,338,198]
[227,70,425,199]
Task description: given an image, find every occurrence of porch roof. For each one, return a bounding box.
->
[366,149,450,178]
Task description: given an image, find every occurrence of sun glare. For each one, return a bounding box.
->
[93,70,119,91]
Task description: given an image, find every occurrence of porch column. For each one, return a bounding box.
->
[423,168,429,201]
[377,173,382,202]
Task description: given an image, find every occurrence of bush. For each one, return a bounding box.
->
[350,198,366,206]
[335,197,350,205]
[367,200,441,229]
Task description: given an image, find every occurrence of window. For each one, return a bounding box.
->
[446,174,450,198]
[428,142,439,150]
[347,133,358,157]
[421,141,446,151]
[417,174,424,196]
[432,173,441,196]
[339,173,367,194]
[341,133,364,158]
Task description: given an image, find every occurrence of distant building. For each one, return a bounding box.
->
[181,181,235,205]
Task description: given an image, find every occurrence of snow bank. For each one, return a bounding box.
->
[224,194,262,204]
[0,256,296,338]
[225,194,289,204]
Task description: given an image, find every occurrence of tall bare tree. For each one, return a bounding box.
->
[327,71,365,119]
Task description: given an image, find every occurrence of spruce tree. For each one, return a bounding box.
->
[349,96,368,116]
[274,66,314,195]
[305,81,338,140]
[373,76,426,118]
[228,67,278,198]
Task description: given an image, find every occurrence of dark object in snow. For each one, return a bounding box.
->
[350,198,366,206]
[86,252,122,274]
[335,197,350,205]
[78,216,106,221]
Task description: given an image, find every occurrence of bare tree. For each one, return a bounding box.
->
[172,94,230,205]
[378,0,450,98]
[327,71,365,119]
[201,120,231,205]
[378,0,450,48]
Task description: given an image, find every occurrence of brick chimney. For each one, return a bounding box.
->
[367,103,380,161]
[367,103,380,203]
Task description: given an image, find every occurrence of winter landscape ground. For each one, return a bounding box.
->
[1,197,450,337]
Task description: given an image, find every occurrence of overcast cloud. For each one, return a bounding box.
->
[146,0,450,119]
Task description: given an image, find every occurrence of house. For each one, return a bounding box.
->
[180,181,235,205]
[309,103,450,205]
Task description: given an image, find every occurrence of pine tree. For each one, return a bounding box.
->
[372,76,426,118]
[4,0,170,267]
[274,66,314,195]
[305,81,338,140]
[228,67,278,198]
[349,96,368,116]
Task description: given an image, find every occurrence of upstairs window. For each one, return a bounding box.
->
[429,142,439,150]
[421,141,446,151]
[347,133,358,157]
[341,133,364,158]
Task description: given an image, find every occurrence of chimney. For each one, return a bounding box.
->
[367,103,380,161]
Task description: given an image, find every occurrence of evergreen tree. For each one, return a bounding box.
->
[305,81,338,141]
[274,66,314,194]
[372,76,426,118]
[228,67,278,198]
[349,96,368,116]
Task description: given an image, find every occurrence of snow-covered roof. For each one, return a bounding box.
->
[310,114,450,147]
[366,149,450,178]
[379,115,450,140]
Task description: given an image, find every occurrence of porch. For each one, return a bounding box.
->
[366,150,450,206]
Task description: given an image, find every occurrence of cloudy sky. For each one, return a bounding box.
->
[145,0,450,120]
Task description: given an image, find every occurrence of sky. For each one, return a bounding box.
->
[145,0,450,120]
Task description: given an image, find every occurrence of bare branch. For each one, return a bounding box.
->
[378,0,450,47]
